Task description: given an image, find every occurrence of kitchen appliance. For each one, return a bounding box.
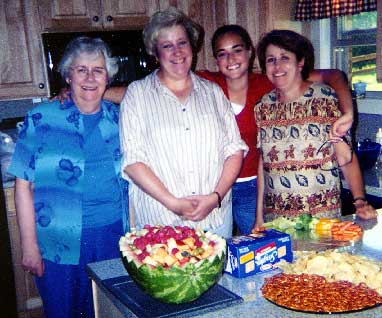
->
[42,31,158,97]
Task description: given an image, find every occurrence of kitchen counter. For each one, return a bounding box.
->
[87,211,382,318]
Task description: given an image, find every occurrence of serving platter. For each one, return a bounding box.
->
[261,273,382,315]
[264,297,381,315]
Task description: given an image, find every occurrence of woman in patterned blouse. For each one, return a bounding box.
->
[253,30,353,226]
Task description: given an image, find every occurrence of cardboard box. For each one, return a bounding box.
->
[225,229,293,278]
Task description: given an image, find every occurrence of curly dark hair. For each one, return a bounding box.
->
[256,29,314,80]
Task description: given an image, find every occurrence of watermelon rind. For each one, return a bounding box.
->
[122,251,225,303]
[119,227,226,304]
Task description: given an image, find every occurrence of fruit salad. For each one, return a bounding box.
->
[119,225,225,268]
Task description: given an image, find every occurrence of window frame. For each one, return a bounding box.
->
[330,13,381,99]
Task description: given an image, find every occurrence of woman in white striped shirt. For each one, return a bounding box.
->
[119,7,248,238]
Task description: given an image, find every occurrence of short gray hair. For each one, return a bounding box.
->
[58,36,118,82]
[143,7,202,57]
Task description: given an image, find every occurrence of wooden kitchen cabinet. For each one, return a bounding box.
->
[257,0,303,37]
[0,0,48,100]
[37,0,160,31]
[0,0,300,100]
[5,187,43,318]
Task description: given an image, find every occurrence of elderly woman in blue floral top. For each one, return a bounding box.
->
[9,36,128,318]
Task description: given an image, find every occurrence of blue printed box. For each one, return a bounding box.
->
[224,229,293,278]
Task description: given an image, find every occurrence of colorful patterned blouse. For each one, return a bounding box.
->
[254,82,344,221]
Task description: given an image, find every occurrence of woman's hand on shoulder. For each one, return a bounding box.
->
[331,112,353,137]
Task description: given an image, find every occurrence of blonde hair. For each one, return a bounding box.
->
[143,7,202,57]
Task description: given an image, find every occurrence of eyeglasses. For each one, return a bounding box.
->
[70,66,107,79]
[316,135,353,172]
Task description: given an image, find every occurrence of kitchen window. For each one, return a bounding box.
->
[331,11,382,97]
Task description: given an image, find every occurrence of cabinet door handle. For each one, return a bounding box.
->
[93,15,99,22]
[38,83,45,89]
[106,15,113,22]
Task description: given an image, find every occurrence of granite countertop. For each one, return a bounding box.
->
[87,211,382,318]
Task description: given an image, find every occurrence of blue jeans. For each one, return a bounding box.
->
[35,220,123,318]
[232,178,257,235]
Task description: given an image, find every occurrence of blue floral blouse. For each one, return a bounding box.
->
[9,99,129,265]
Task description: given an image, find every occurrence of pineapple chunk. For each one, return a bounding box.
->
[164,254,178,266]
[152,247,168,264]
[143,256,158,267]
[155,247,168,257]
[177,244,190,251]
[183,237,195,249]
[200,245,214,259]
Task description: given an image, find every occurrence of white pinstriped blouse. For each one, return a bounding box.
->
[120,70,248,231]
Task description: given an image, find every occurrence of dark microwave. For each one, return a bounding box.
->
[42,30,158,97]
